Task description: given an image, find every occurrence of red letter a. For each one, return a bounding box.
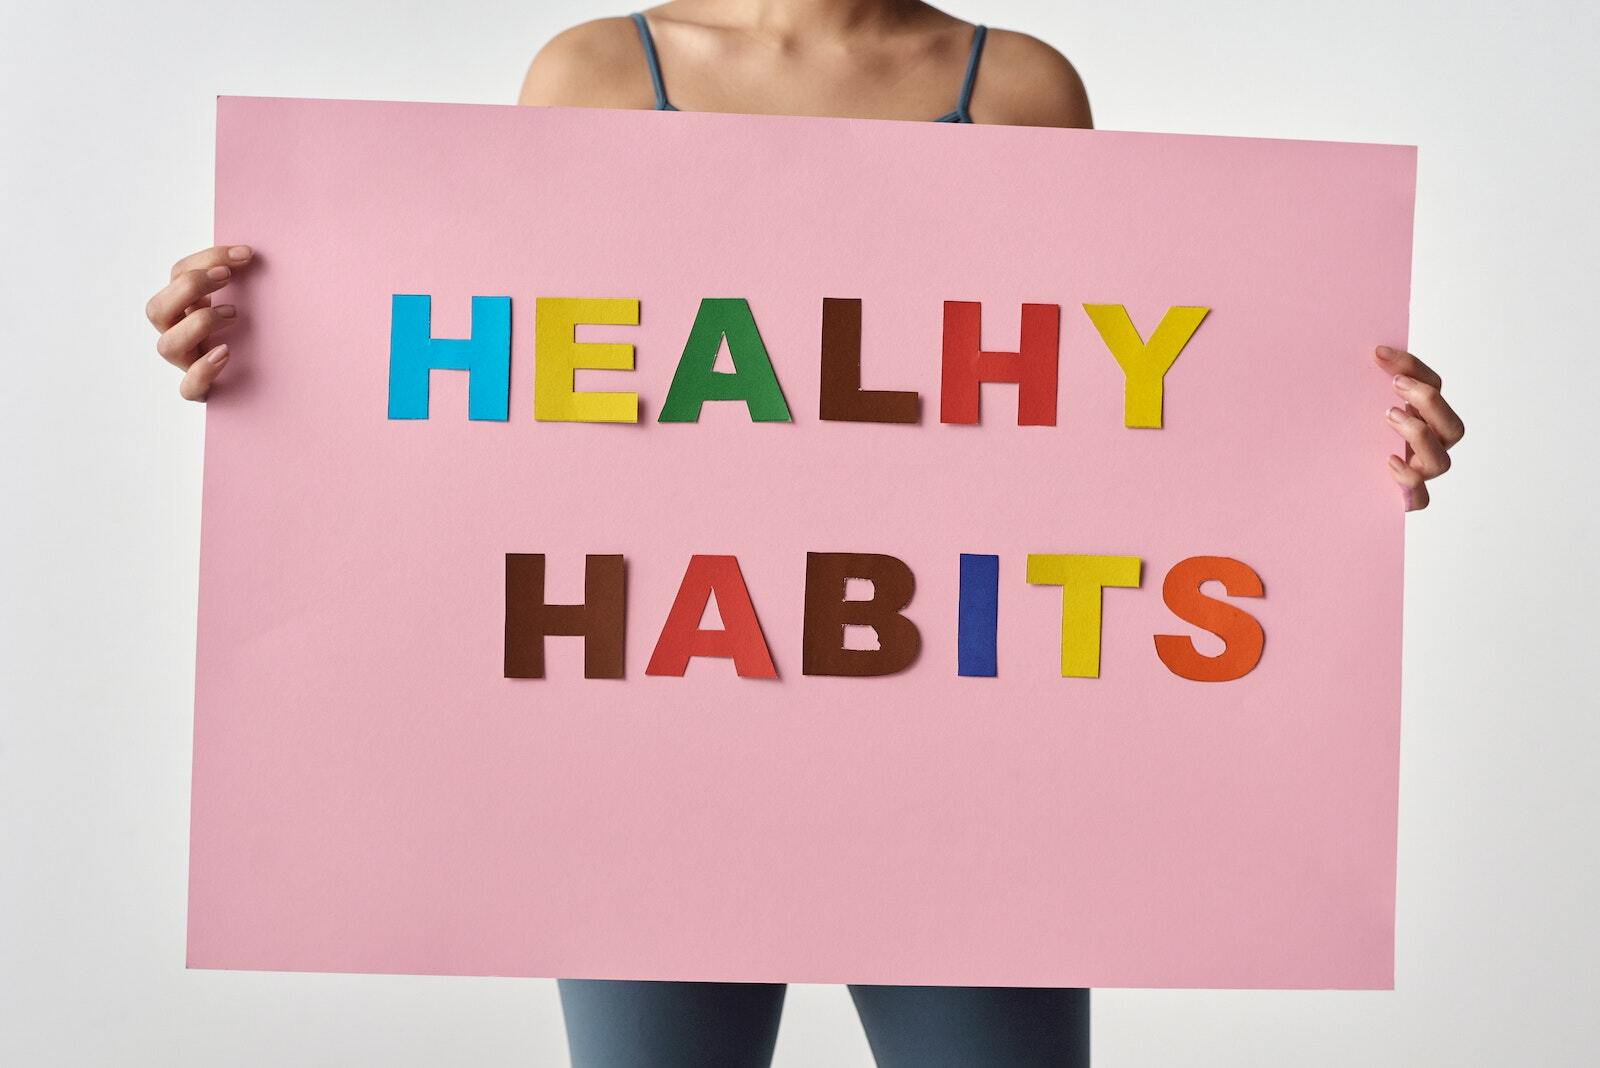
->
[646,555,778,678]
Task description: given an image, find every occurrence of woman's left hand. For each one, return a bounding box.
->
[1376,345,1465,511]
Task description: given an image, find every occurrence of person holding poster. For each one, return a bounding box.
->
[143,2,1466,1066]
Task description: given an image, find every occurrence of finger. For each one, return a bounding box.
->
[1386,406,1451,477]
[1374,346,1441,390]
[1392,373,1465,447]
[179,344,231,402]
[146,265,234,331]
[156,304,238,369]
[1388,454,1430,511]
[170,244,253,280]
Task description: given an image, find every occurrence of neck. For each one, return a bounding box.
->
[733,0,922,37]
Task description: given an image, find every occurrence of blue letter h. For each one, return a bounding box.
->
[387,294,511,420]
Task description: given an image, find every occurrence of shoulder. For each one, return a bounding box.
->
[968,29,1092,129]
[519,17,654,108]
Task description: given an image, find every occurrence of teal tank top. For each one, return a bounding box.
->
[629,13,989,123]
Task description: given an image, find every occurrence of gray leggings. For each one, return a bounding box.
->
[558,979,1089,1067]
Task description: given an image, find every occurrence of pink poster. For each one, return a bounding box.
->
[190,96,1415,988]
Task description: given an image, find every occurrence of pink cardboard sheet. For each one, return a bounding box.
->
[191,97,1415,988]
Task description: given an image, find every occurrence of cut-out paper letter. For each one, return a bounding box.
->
[1154,555,1265,682]
[387,294,511,421]
[802,552,921,677]
[504,553,626,679]
[939,301,1060,426]
[957,553,1000,677]
[533,297,640,423]
[1026,553,1142,678]
[818,297,920,424]
[1082,304,1209,429]
[646,555,778,678]
[659,298,792,423]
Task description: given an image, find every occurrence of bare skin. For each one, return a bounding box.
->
[144,0,1462,508]
[518,0,1090,125]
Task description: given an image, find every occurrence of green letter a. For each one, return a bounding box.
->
[659,298,792,423]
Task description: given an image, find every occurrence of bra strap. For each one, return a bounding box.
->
[630,13,676,112]
[953,25,988,122]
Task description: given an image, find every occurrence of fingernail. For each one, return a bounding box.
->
[208,345,230,365]
[1376,345,1396,360]
[206,265,231,281]
[1393,374,1415,391]
[215,304,236,319]
[1387,455,1406,473]
[1386,407,1406,423]
[227,245,252,262]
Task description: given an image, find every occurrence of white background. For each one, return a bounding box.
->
[3,1,1595,1064]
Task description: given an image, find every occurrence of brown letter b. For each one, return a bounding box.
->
[802,552,921,677]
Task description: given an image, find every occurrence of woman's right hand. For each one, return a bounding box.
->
[145,244,254,400]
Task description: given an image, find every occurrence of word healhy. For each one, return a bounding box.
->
[388,296,1210,427]
[506,552,1265,683]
